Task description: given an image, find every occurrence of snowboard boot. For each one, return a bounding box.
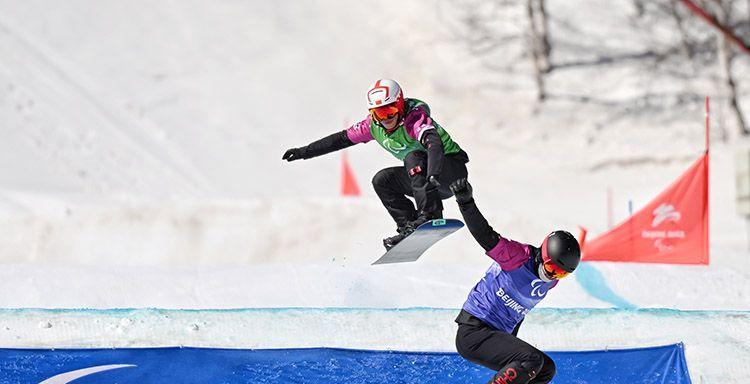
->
[383,211,444,251]
[405,210,443,232]
[383,226,409,251]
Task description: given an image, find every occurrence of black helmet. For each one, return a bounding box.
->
[541,231,581,273]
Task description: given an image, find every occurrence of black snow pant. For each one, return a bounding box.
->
[455,310,556,384]
[371,150,469,228]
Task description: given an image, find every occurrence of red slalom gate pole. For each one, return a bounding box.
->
[705,96,710,262]
[705,96,710,153]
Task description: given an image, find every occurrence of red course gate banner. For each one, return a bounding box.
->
[583,154,709,264]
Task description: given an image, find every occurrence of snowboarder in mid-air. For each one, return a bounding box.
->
[448,178,581,384]
[282,79,469,250]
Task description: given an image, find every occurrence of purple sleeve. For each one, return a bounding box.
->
[486,237,531,271]
[403,107,435,141]
[346,117,374,144]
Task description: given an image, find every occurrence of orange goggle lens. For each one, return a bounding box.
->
[370,105,400,121]
[543,260,570,280]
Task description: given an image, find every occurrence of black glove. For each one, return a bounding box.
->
[282,148,305,162]
[427,175,441,188]
[450,178,473,204]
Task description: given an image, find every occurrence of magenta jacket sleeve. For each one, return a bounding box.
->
[403,106,435,141]
[346,117,375,144]
[485,236,531,271]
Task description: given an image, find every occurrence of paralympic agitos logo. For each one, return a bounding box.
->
[381,138,407,154]
[641,203,685,253]
[530,279,548,298]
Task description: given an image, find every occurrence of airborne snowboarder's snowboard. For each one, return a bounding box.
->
[372,219,464,265]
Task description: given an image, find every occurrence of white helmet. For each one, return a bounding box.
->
[366,79,404,109]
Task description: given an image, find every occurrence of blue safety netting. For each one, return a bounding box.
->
[0,343,691,383]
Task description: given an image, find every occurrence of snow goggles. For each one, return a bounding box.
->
[369,104,400,121]
[542,260,570,280]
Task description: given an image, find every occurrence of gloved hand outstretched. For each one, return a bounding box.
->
[282,148,304,162]
[449,178,473,204]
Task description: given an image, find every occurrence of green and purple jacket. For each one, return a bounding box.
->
[346,98,462,160]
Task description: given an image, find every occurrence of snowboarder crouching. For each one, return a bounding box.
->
[449,178,581,384]
[283,79,469,250]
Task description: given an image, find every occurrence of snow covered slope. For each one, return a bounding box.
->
[0,1,749,380]
[0,0,747,289]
